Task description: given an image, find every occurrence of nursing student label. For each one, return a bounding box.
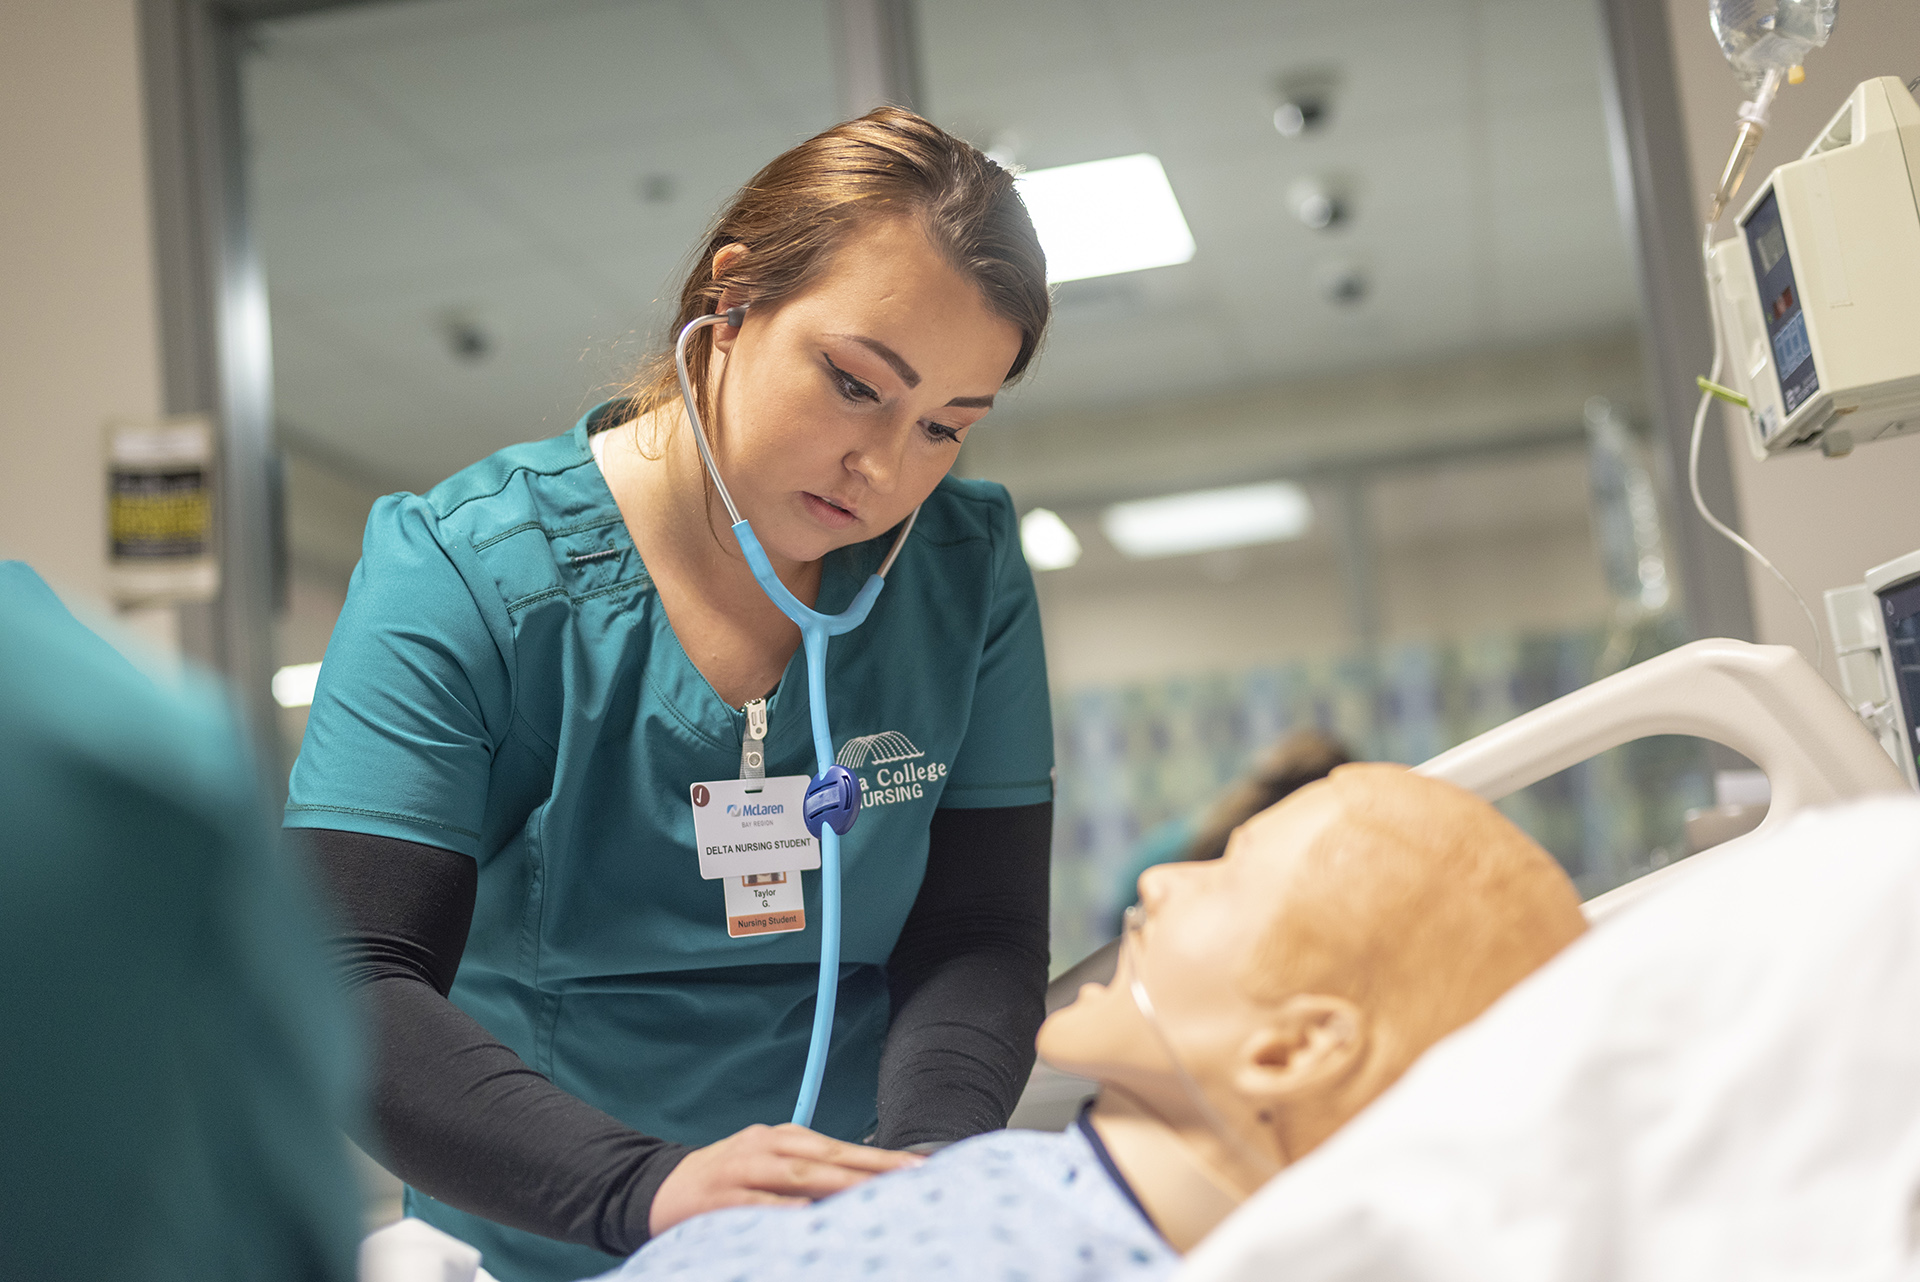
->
[689,775,821,880]
[722,870,805,938]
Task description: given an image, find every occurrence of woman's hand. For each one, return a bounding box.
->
[648,1122,922,1236]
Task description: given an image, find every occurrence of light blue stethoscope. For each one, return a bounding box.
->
[675,308,920,1129]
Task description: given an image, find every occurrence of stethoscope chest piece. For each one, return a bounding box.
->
[803,764,861,837]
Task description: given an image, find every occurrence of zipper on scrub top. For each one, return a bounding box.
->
[740,698,768,780]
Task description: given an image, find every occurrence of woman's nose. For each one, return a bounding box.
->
[845,416,912,495]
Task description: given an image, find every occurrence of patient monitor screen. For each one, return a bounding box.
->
[1882,576,1920,777]
[1743,189,1820,416]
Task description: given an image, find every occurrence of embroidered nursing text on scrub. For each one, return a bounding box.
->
[836,731,948,810]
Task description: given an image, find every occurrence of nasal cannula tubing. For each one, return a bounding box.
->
[1120,905,1282,1187]
[674,308,921,1127]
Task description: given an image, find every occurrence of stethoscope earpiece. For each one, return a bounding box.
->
[724,304,747,328]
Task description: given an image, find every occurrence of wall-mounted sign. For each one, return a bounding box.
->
[107,416,218,604]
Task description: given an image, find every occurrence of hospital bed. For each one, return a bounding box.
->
[1010,637,1909,1131]
[1180,642,1920,1282]
[1418,636,1907,916]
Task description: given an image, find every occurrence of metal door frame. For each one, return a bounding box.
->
[1595,0,1757,643]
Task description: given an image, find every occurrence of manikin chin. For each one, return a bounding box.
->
[1035,763,1589,1251]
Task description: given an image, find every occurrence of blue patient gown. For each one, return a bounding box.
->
[597,1120,1177,1282]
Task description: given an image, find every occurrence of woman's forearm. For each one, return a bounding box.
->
[359,970,687,1253]
[303,830,689,1256]
[873,803,1052,1149]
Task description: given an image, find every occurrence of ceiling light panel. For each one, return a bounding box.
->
[1019,507,1083,571]
[1015,154,1197,284]
[273,662,323,709]
[1102,482,1313,559]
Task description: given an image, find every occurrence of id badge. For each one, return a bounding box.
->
[692,775,817,938]
[688,776,821,879]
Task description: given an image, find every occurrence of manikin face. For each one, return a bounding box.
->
[704,218,1024,564]
[1037,787,1348,1101]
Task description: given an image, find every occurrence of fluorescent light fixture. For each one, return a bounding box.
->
[1102,482,1313,559]
[1020,507,1082,571]
[1015,154,1196,283]
[272,661,322,709]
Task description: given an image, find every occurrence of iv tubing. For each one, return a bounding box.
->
[1707,68,1784,225]
[1694,221,1825,673]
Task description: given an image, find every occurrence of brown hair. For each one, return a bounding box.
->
[1183,729,1352,864]
[627,106,1050,441]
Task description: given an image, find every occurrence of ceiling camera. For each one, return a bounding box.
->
[1272,68,1339,138]
[1317,259,1368,306]
[1288,176,1350,231]
[439,310,493,363]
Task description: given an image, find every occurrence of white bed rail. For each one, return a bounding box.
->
[1415,638,1909,919]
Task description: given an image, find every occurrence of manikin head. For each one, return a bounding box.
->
[1039,764,1587,1197]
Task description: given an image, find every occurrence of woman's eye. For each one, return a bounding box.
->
[924,422,962,445]
[825,358,878,404]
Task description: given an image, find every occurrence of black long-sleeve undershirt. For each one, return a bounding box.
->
[301,802,1049,1257]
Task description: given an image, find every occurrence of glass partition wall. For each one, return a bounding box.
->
[245,0,1705,977]
[915,0,1703,964]
[245,0,842,750]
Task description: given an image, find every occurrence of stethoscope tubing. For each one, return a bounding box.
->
[673,309,918,1127]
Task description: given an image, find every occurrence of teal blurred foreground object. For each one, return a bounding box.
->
[0,562,360,1282]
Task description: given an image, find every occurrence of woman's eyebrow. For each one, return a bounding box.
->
[834,334,921,388]
[831,334,997,409]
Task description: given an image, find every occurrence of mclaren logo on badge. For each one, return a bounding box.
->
[835,730,924,768]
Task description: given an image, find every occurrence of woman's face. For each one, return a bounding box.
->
[706,218,1024,564]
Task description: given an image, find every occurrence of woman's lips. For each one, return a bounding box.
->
[801,491,859,530]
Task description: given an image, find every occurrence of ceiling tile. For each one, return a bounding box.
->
[243,51,419,199]
[309,2,739,164]
[256,175,531,297]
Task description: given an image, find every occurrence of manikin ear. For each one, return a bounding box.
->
[709,243,752,354]
[1231,993,1365,1105]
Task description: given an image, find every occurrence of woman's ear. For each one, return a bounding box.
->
[1232,994,1365,1106]
[710,243,751,353]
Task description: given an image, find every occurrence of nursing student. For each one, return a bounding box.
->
[288,108,1056,1282]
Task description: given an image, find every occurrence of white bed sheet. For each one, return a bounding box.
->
[1180,796,1920,1282]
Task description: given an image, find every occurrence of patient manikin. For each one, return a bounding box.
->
[599,765,1586,1281]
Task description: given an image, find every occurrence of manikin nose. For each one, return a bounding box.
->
[1136,864,1176,912]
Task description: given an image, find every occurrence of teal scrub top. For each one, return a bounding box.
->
[285,409,1054,1282]
[0,563,360,1282]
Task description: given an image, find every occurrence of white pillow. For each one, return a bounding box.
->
[1180,796,1920,1282]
